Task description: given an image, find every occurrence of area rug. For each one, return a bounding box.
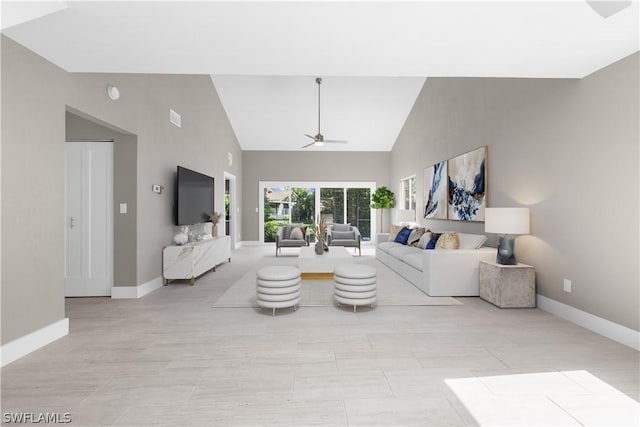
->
[212,256,462,307]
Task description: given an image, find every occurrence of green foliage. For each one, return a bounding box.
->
[263,192,273,222]
[371,186,395,209]
[264,221,288,242]
[291,188,314,223]
[320,188,344,223]
[347,188,371,240]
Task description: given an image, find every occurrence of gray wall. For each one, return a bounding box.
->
[390,53,639,331]
[65,72,242,284]
[1,36,242,344]
[1,36,68,343]
[65,111,138,287]
[242,151,390,241]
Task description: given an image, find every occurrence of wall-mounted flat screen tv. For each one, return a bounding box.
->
[175,166,214,225]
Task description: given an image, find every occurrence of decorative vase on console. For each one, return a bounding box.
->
[209,211,223,238]
[202,222,213,240]
[174,225,189,245]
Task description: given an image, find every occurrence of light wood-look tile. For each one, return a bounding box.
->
[1,245,638,426]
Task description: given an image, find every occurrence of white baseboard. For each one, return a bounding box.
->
[0,318,69,367]
[111,276,163,299]
[240,240,263,246]
[537,294,640,351]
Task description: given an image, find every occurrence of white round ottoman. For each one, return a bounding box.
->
[256,266,301,316]
[334,264,377,312]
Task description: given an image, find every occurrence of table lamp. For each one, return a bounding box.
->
[484,207,530,265]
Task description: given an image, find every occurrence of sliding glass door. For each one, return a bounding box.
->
[346,188,371,240]
[320,188,344,225]
[260,181,375,243]
[263,186,315,242]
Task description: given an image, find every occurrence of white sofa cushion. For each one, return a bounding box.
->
[402,253,423,271]
[387,245,420,258]
[458,233,488,249]
[378,241,400,252]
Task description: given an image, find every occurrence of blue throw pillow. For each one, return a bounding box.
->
[394,227,412,245]
[425,233,441,250]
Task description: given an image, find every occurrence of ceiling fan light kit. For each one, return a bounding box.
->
[302,77,348,149]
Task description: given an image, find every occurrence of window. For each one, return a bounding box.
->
[400,176,416,210]
[260,181,376,243]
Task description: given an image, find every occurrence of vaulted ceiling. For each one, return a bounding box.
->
[2,1,638,151]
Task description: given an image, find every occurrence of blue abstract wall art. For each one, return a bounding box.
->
[447,146,487,221]
[423,160,447,219]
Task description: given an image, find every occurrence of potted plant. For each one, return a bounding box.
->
[313,214,327,255]
[371,186,394,233]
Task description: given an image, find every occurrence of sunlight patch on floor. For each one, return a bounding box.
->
[445,370,640,426]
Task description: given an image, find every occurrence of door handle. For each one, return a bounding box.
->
[70,217,76,229]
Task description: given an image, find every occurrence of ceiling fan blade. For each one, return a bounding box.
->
[324,140,348,144]
[301,141,316,148]
[304,134,316,140]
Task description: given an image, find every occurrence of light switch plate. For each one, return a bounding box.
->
[119,203,127,214]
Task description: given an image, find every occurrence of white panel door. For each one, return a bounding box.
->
[65,141,113,296]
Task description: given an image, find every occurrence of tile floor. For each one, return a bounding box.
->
[1,245,638,426]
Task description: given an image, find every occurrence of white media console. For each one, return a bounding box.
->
[162,236,231,285]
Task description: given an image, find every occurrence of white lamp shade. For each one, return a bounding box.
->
[485,207,530,235]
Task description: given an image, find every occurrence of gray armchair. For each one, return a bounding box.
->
[326,224,362,256]
[275,224,310,256]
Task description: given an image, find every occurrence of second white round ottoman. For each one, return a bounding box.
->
[256,266,301,316]
[334,264,377,312]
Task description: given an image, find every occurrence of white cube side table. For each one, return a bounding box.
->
[479,261,535,308]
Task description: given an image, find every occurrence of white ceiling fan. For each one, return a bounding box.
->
[302,77,348,148]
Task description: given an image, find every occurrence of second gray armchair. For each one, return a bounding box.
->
[326,223,362,256]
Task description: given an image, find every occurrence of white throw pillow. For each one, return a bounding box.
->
[408,227,425,246]
[416,232,432,249]
[289,227,304,240]
[332,223,351,232]
[457,233,487,249]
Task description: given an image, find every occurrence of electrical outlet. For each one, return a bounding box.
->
[563,279,572,293]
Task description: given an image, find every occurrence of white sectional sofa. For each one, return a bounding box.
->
[376,233,495,297]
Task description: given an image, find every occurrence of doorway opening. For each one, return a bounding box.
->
[64,140,113,296]
[224,172,237,249]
